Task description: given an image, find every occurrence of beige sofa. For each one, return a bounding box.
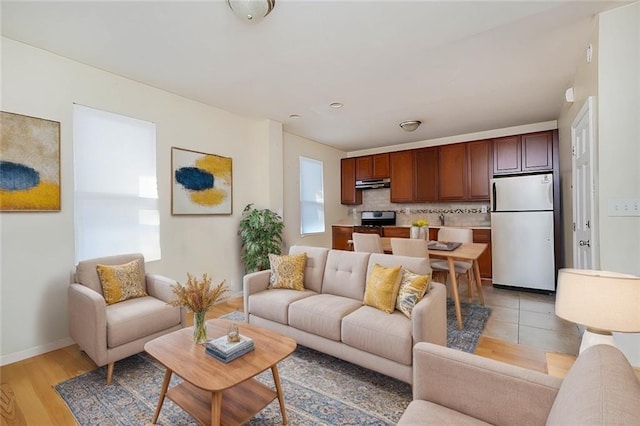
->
[398,342,640,425]
[243,245,447,384]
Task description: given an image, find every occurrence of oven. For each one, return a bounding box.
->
[354,211,396,236]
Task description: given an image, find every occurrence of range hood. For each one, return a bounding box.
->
[355,178,391,189]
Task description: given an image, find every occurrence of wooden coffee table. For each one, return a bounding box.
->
[144,318,296,425]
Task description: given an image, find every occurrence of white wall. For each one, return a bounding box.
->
[598,3,640,364]
[282,132,348,250]
[0,38,305,364]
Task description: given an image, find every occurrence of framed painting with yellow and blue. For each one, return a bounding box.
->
[171,147,232,215]
[0,111,61,211]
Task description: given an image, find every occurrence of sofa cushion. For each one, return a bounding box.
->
[268,252,307,290]
[289,294,363,341]
[96,259,147,305]
[363,263,402,313]
[396,268,431,319]
[398,400,490,425]
[546,344,640,425]
[289,246,329,293]
[342,305,413,364]
[76,253,145,296]
[248,288,317,325]
[321,250,370,299]
[106,296,180,347]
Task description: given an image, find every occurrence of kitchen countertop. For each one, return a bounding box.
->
[332,224,491,230]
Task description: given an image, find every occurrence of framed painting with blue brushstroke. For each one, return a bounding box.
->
[0,111,61,211]
[171,147,232,215]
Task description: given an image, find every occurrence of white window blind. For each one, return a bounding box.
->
[299,156,325,234]
[73,104,161,262]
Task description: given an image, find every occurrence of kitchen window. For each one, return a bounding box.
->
[73,104,161,262]
[299,156,325,235]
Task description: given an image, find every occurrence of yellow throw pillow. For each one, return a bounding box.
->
[268,252,307,291]
[363,263,402,314]
[396,268,431,319]
[96,259,147,305]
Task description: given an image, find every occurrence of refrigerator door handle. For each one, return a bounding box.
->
[492,182,497,211]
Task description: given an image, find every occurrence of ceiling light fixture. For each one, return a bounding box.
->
[227,0,275,22]
[399,120,421,132]
[329,102,343,109]
[289,114,301,119]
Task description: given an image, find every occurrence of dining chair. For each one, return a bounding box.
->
[431,227,475,297]
[390,238,430,258]
[352,233,383,253]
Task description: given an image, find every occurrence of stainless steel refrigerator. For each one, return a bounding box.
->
[491,173,555,291]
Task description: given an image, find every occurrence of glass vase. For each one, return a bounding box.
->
[193,311,207,344]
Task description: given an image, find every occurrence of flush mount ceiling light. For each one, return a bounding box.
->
[227,0,275,22]
[329,102,344,109]
[399,120,422,132]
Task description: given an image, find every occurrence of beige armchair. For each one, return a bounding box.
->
[68,253,185,384]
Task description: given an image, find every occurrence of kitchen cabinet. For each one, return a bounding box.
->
[438,143,467,201]
[472,229,492,280]
[332,226,353,250]
[493,131,554,175]
[390,150,415,202]
[414,147,439,202]
[467,140,492,200]
[382,226,410,238]
[340,158,362,205]
[355,153,390,180]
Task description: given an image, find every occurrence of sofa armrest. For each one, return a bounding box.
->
[145,274,177,303]
[243,270,271,322]
[68,283,108,366]
[411,282,447,346]
[412,342,561,425]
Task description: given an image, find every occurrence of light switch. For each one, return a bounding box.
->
[608,198,640,217]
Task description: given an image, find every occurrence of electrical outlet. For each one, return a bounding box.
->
[405,207,410,215]
[608,198,640,217]
[481,205,488,213]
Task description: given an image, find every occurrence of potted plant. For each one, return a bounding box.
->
[238,203,284,273]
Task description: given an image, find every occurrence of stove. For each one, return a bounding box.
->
[354,211,396,235]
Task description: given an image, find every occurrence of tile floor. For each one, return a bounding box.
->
[457,282,582,356]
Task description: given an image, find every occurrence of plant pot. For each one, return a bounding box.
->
[410,226,420,239]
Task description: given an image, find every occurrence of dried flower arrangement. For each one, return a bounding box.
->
[168,273,228,312]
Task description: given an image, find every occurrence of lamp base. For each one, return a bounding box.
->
[579,328,615,353]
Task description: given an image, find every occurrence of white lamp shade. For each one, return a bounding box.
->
[555,268,640,333]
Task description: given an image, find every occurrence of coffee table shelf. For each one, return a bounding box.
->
[167,378,277,425]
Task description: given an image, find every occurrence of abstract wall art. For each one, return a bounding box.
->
[0,111,61,211]
[171,147,232,215]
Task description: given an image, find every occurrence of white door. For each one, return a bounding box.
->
[572,96,599,269]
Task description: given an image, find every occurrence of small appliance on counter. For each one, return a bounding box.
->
[491,173,555,292]
[353,211,396,235]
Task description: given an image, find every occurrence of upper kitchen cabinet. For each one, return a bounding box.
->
[390,150,414,202]
[439,141,491,202]
[355,153,390,180]
[438,143,467,201]
[493,130,554,175]
[467,140,492,200]
[341,158,362,205]
[414,147,439,202]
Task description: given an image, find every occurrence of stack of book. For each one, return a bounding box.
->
[205,334,254,363]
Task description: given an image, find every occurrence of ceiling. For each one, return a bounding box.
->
[1,1,629,152]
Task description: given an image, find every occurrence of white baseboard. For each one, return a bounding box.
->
[0,337,75,366]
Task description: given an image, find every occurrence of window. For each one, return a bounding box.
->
[299,156,325,234]
[73,104,160,262]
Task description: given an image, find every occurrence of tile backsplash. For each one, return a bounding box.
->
[350,188,491,227]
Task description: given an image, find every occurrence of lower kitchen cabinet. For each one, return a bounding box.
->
[332,226,353,250]
[472,229,492,280]
[382,226,410,238]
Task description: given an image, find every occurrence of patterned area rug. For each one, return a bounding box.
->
[56,301,489,425]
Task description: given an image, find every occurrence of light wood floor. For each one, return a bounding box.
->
[0,296,548,426]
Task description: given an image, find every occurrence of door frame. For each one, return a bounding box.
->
[571,96,600,269]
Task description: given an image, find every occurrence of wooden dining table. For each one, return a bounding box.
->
[380,237,488,329]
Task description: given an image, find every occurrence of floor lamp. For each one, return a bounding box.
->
[555,268,640,353]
